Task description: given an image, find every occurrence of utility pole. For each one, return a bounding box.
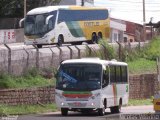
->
[24,0,26,17]
[143,0,146,41]
[81,0,84,6]
[150,17,153,39]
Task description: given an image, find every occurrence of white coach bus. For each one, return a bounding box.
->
[19,6,110,48]
[55,58,129,116]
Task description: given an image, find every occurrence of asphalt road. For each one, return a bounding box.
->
[17,105,154,120]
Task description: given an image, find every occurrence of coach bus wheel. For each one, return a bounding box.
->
[37,45,42,48]
[91,33,98,44]
[58,35,63,46]
[98,32,103,41]
[61,108,68,116]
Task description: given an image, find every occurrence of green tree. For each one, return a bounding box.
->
[27,0,61,12]
[0,0,23,17]
[0,0,61,18]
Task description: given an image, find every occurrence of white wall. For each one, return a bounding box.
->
[0,29,16,44]
[110,20,126,43]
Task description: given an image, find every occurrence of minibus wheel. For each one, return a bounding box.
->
[98,104,105,116]
[61,108,68,116]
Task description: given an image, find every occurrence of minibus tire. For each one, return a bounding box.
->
[98,106,105,116]
[61,108,68,116]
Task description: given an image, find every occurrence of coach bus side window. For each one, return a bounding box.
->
[58,10,108,23]
[121,66,127,82]
[102,67,109,88]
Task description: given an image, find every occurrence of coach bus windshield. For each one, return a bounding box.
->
[56,63,102,91]
[24,12,57,37]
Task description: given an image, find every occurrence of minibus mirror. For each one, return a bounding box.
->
[102,73,109,87]
[45,15,53,25]
[19,18,25,28]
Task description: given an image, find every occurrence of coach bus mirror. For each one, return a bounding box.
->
[19,18,25,28]
[45,15,53,25]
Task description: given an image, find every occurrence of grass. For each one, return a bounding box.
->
[125,37,160,75]
[128,99,153,106]
[0,68,56,89]
[128,58,157,75]
[0,104,57,115]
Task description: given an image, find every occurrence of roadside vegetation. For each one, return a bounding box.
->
[126,37,160,74]
[0,104,57,115]
[94,37,160,75]
[0,68,55,89]
[128,99,153,106]
[0,99,153,115]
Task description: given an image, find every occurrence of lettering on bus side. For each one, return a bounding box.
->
[84,22,100,27]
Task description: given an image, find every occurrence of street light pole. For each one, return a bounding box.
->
[143,0,146,41]
[24,0,26,17]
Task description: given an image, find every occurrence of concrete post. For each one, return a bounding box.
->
[101,44,108,60]
[85,45,92,56]
[49,47,55,67]
[57,46,62,64]
[23,47,29,70]
[4,44,11,74]
[32,45,39,70]
[67,46,73,59]
[75,45,81,58]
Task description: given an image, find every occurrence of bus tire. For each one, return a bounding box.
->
[37,45,42,48]
[91,33,98,44]
[61,108,68,116]
[98,103,105,116]
[58,35,63,46]
[110,100,122,113]
[98,107,105,116]
[98,32,103,41]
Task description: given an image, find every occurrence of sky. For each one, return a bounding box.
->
[94,0,160,24]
